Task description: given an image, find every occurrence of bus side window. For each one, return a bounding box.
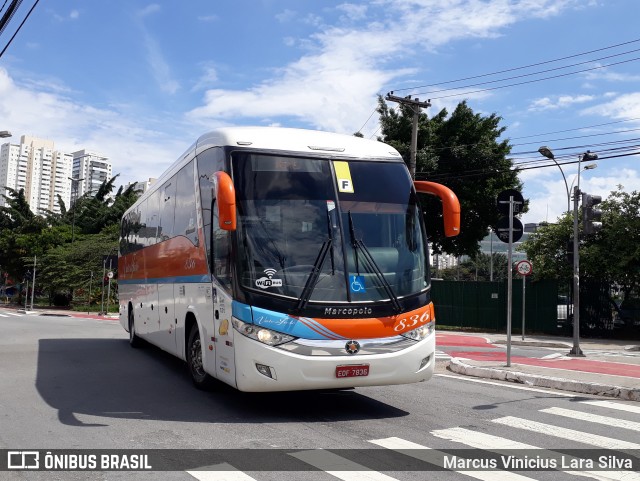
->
[174,160,199,246]
[146,190,161,246]
[137,200,148,248]
[212,200,231,289]
[196,147,226,276]
[160,178,176,242]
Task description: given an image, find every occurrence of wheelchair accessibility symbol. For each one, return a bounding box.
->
[350,275,366,293]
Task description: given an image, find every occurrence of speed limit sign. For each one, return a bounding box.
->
[516,260,533,276]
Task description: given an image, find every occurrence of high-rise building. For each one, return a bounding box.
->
[0,135,72,214]
[72,150,112,197]
[125,178,156,195]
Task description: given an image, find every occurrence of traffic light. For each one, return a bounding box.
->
[582,193,602,235]
[566,239,574,264]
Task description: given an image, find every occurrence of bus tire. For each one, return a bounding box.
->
[128,309,143,348]
[187,323,214,390]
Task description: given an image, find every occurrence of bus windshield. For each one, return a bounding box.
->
[232,153,429,305]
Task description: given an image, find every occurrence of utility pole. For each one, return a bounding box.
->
[385,92,431,179]
[30,256,36,311]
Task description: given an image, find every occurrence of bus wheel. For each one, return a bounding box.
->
[187,323,213,390]
[128,309,142,348]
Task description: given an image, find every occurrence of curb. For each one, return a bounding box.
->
[491,339,572,349]
[448,357,640,402]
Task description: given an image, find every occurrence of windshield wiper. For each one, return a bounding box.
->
[295,210,335,312]
[348,212,402,313]
[295,238,332,312]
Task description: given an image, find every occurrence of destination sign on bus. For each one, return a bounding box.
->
[251,155,323,172]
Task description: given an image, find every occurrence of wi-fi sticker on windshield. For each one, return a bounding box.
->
[256,268,283,289]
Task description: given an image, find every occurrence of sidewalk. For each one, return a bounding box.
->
[4,304,119,320]
[439,331,640,401]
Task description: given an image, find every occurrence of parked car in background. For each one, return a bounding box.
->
[618,298,640,331]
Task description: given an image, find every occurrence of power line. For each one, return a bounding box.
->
[411,56,640,100]
[508,117,640,141]
[418,151,640,182]
[0,0,39,60]
[392,37,640,92]
[357,106,378,134]
[0,0,23,39]
[406,47,640,97]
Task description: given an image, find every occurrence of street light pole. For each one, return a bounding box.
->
[538,146,570,213]
[569,150,598,357]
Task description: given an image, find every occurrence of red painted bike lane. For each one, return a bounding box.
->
[436,333,492,348]
[437,332,640,379]
[445,350,640,378]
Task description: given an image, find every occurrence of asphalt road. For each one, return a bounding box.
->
[1,311,639,481]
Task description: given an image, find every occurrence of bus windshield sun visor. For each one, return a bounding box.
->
[348,212,402,313]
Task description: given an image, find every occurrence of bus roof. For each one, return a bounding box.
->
[195,127,402,160]
[126,127,403,210]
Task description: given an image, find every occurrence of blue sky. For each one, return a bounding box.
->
[1,0,639,225]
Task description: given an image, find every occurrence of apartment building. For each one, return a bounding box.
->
[0,135,72,214]
[72,150,112,197]
[125,177,156,195]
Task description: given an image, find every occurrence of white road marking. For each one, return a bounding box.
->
[580,399,640,414]
[434,373,578,397]
[290,449,400,481]
[492,416,640,449]
[431,427,639,481]
[540,407,640,432]
[187,464,258,481]
[369,436,537,481]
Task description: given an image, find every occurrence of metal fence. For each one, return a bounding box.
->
[431,279,558,334]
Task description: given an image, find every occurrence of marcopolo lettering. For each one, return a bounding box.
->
[324,307,372,316]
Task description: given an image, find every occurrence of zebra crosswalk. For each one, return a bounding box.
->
[185,398,640,481]
[0,309,24,317]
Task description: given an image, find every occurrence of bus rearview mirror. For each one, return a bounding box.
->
[215,171,237,231]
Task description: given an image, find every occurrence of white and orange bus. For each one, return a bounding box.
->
[118,127,460,392]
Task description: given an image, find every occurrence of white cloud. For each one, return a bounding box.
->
[52,9,81,22]
[582,92,640,121]
[137,4,161,17]
[197,15,218,22]
[190,0,578,133]
[521,166,640,225]
[275,9,297,23]
[337,3,368,21]
[191,64,218,92]
[0,68,189,189]
[134,5,180,95]
[529,94,595,111]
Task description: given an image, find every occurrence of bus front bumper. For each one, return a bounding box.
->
[232,332,435,392]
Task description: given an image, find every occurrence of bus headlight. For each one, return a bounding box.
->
[232,318,296,346]
[401,320,435,341]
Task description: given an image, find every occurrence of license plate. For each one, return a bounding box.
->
[336,364,369,378]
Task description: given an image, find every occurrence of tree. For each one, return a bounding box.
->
[518,214,573,282]
[377,97,523,257]
[0,188,50,281]
[582,187,640,301]
[439,253,509,281]
[0,178,139,306]
[520,187,640,301]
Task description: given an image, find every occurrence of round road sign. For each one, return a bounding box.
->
[497,189,525,215]
[516,260,533,276]
[495,216,524,243]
